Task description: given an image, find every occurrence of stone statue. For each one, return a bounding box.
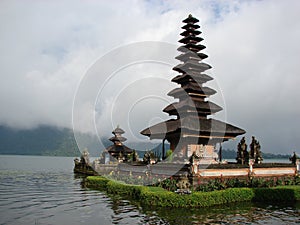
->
[176,173,191,194]
[236,137,249,164]
[128,150,139,163]
[290,152,299,165]
[249,136,257,159]
[118,151,124,162]
[80,148,90,165]
[143,151,157,164]
[250,136,263,164]
[255,141,263,164]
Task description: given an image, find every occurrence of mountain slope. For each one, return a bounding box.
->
[0,126,80,156]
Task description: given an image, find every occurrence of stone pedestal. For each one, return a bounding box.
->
[187,144,218,164]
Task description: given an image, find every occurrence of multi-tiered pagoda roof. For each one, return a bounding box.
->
[140,15,245,155]
[106,126,132,159]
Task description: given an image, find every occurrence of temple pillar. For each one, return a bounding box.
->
[170,141,175,151]
[162,138,166,160]
[219,143,222,162]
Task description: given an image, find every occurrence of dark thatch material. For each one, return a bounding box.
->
[163,98,222,115]
[182,15,199,23]
[167,86,216,98]
[182,23,200,30]
[172,73,213,84]
[179,35,203,44]
[140,117,245,139]
[180,29,201,37]
[173,62,211,73]
[175,52,208,61]
[105,126,133,160]
[109,136,127,142]
[112,127,125,134]
[106,144,133,159]
[178,44,206,53]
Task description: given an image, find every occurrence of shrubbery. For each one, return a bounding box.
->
[102,171,179,191]
[90,174,300,193]
[86,176,300,208]
[196,176,300,192]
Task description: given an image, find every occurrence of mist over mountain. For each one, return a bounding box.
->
[0,125,164,157]
[0,126,80,156]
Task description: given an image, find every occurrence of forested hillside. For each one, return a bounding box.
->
[0,126,81,156]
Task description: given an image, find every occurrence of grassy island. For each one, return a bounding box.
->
[86,176,300,208]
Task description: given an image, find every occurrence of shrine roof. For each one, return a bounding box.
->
[179,35,203,44]
[178,44,206,53]
[182,15,199,23]
[173,61,211,73]
[112,127,125,134]
[168,86,216,97]
[163,98,222,114]
[109,136,127,142]
[106,144,133,154]
[172,73,213,84]
[140,117,246,139]
[180,30,201,36]
[182,24,200,30]
[175,52,208,61]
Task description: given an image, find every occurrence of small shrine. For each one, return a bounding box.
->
[101,126,133,163]
[140,14,245,163]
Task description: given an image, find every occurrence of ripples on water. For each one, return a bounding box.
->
[0,155,299,225]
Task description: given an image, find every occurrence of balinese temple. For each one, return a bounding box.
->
[140,15,245,163]
[104,126,133,162]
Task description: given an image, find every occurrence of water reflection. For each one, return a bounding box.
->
[139,202,300,225]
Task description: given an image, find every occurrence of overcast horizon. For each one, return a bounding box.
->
[1,0,300,154]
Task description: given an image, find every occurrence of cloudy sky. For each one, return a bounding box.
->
[0,0,299,154]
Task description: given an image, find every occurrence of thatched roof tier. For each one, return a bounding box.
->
[109,136,127,142]
[163,98,222,116]
[180,30,201,37]
[179,35,203,44]
[182,14,199,23]
[173,62,211,73]
[182,23,200,30]
[178,44,206,53]
[105,126,133,160]
[173,80,214,91]
[175,52,208,61]
[110,126,127,144]
[106,144,133,156]
[172,73,213,84]
[180,29,201,37]
[167,86,216,99]
[112,127,125,135]
[140,117,245,140]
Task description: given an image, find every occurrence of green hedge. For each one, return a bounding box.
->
[86,176,300,208]
[252,186,300,203]
[86,176,110,189]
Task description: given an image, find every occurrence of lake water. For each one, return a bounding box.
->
[0,155,299,225]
